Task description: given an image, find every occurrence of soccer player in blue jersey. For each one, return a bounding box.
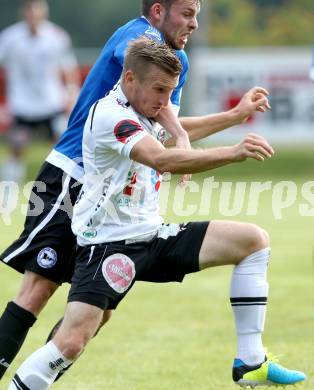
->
[0,0,271,381]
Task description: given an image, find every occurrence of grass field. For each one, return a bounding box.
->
[0,143,313,389]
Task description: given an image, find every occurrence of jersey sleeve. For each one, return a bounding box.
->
[93,106,148,159]
[170,50,189,108]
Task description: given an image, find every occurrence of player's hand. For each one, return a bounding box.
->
[175,131,192,185]
[232,133,275,162]
[233,86,271,124]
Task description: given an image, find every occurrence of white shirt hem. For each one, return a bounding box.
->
[46,149,84,182]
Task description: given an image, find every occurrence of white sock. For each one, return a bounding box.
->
[230,248,270,366]
[8,341,72,390]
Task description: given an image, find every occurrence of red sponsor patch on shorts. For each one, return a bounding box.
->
[102,253,135,293]
[114,120,143,144]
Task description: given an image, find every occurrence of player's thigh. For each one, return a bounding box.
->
[15,271,59,315]
[199,220,269,269]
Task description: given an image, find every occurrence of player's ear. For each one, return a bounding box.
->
[150,3,166,22]
[124,70,136,85]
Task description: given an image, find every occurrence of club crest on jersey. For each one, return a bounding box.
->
[37,247,57,269]
[102,253,135,294]
[114,120,143,144]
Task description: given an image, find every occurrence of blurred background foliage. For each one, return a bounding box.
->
[0,0,313,48]
[0,0,138,47]
[210,0,314,46]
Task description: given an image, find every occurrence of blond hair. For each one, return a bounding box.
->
[122,37,182,81]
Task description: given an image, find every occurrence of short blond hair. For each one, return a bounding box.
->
[122,37,182,80]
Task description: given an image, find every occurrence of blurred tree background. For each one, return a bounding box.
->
[0,0,313,48]
[0,0,138,47]
[210,0,314,46]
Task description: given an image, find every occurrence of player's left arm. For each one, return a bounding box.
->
[164,86,271,146]
[151,50,193,185]
[58,29,81,112]
[155,49,191,150]
[155,103,190,149]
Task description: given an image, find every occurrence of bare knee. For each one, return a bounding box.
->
[54,323,94,359]
[58,331,88,359]
[241,224,269,259]
[15,271,58,316]
[54,302,103,360]
[52,310,113,358]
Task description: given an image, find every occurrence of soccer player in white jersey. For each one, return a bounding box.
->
[0,0,79,182]
[0,0,272,382]
[8,37,306,389]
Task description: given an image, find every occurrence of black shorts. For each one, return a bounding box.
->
[14,113,65,141]
[68,221,209,310]
[0,162,81,284]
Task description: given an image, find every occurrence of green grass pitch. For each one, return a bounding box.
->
[0,143,313,389]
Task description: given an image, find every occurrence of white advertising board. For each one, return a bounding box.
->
[188,47,314,144]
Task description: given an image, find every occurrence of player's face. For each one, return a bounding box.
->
[24,3,47,31]
[159,0,200,50]
[128,65,178,118]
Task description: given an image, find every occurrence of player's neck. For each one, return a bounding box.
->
[27,22,42,36]
[120,83,132,106]
[144,15,159,30]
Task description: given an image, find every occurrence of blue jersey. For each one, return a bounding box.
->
[47,17,189,180]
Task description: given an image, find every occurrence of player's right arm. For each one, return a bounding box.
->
[56,27,80,113]
[130,132,274,175]
[164,87,271,146]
